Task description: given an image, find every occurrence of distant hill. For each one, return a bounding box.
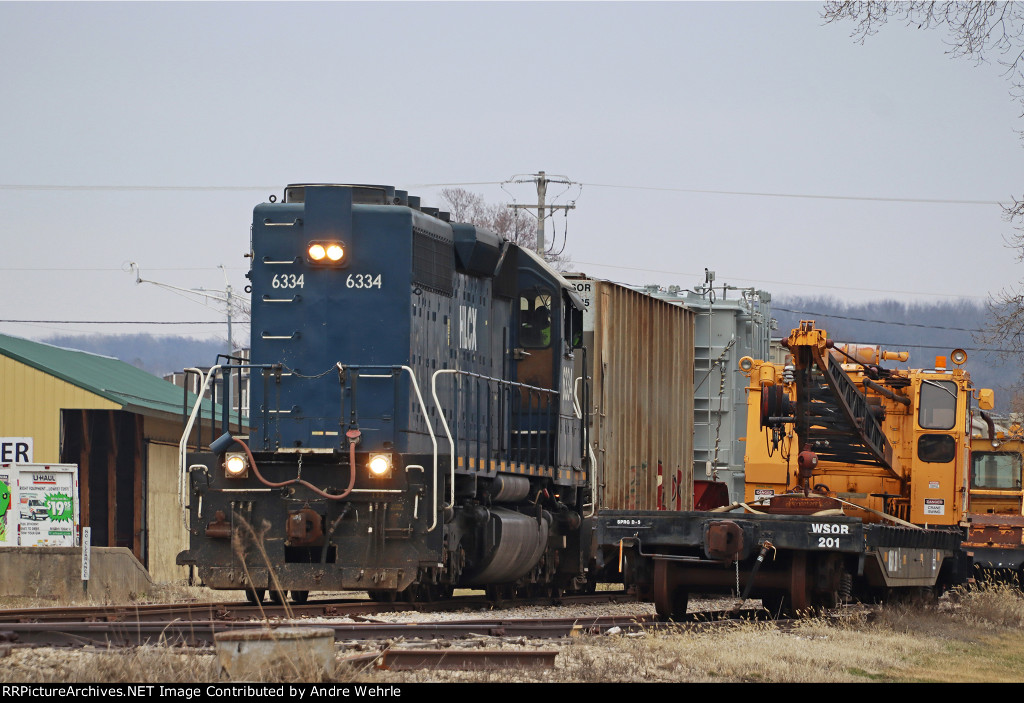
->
[773,296,1022,412]
[38,296,1024,412]
[40,334,228,378]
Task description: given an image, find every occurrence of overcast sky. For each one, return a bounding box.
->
[2,1,1022,347]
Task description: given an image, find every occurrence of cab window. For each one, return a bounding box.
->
[919,381,957,430]
[519,289,553,349]
[972,451,1023,490]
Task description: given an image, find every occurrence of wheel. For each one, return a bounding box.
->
[367,589,398,603]
[485,585,502,604]
[244,588,265,605]
[290,590,309,604]
[485,584,514,605]
[809,553,845,609]
[653,560,688,621]
[268,589,286,605]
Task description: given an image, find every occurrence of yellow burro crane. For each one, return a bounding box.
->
[738,321,989,602]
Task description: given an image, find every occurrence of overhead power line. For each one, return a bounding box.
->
[0,266,247,272]
[412,181,1004,206]
[0,320,239,325]
[0,182,1007,206]
[772,306,986,333]
[573,260,989,300]
[0,184,277,192]
[579,182,1004,206]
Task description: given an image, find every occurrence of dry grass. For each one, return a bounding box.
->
[954,581,1024,628]
[0,647,381,684]
[6,577,1024,683]
[368,587,1024,683]
[5,589,1024,683]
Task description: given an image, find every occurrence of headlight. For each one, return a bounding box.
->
[368,453,392,478]
[224,452,248,478]
[307,240,346,266]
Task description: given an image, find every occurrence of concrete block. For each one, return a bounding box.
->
[214,627,336,680]
[0,546,153,603]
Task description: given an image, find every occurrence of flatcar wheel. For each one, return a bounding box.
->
[268,589,286,605]
[653,560,688,621]
[290,590,309,604]
[244,588,266,605]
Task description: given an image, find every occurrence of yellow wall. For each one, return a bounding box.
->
[0,356,197,582]
[0,356,118,462]
[145,438,189,583]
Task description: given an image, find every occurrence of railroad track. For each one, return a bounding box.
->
[0,591,635,624]
[0,602,860,649]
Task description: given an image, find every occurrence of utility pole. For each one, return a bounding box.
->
[128,262,242,355]
[506,171,576,255]
[220,264,233,355]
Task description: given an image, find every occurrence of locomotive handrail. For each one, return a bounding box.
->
[398,365,439,532]
[431,370,459,514]
[574,375,598,519]
[337,364,440,531]
[178,365,221,528]
[432,369,560,513]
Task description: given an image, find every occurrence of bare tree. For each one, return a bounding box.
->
[824,2,1024,76]
[439,188,573,271]
[824,2,1024,350]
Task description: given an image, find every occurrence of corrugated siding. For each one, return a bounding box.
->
[0,356,119,463]
[592,283,694,511]
[145,439,188,583]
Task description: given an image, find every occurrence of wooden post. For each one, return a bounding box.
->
[107,410,118,547]
[133,414,144,563]
[79,410,91,531]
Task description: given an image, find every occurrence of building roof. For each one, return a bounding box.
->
[0,333,228,423]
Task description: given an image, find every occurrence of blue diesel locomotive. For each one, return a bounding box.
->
[177,183,592,603]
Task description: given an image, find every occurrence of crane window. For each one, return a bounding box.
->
[918,434,956,463]
[918,381,957,430]
[971,451,1022,490]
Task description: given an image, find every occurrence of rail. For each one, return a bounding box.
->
[335,364,440,531]
[178,365,221,528]
[431,369,559,510]
[574,374,598,518]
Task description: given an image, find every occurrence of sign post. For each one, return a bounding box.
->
[81,526,91,593]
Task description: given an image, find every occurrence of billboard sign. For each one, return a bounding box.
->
[0,463,79,546]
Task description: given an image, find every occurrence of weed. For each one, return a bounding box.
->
[954,581,1024,628]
